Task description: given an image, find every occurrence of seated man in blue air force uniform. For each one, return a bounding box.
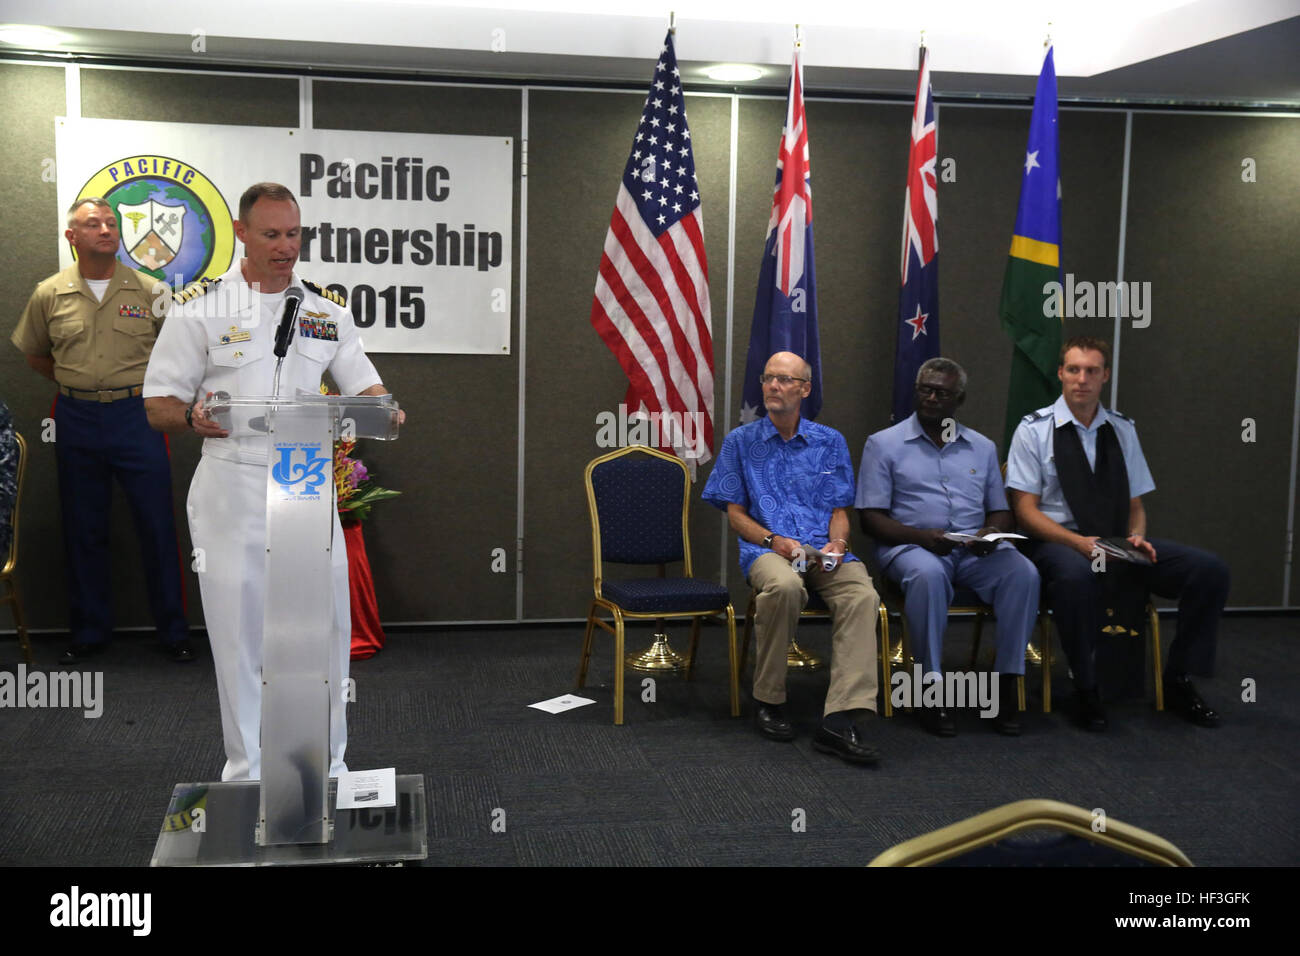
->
[143,181,406,782]
[702,351,881,765]
[1006,335,1226,732]
[856,358,1037,737]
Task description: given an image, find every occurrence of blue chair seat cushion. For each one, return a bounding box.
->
[602,577,731,613]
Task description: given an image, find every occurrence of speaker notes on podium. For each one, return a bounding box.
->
[337,768,397,808]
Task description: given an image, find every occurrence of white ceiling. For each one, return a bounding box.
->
[3,0,1299,104]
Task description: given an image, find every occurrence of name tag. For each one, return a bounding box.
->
[219,325,253,345]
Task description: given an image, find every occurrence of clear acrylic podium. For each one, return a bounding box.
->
[151,392,427,866]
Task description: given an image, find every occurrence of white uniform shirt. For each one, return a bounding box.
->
[144,264,381,465]
[1005,394,1156,530]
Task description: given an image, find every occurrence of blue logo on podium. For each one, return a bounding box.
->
[272,444,330,496]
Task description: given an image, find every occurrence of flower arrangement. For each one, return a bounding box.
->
[334,438,401,522]
[322,384,401,521]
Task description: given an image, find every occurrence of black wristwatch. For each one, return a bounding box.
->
[184,403,195,428]
[762,533,775,548]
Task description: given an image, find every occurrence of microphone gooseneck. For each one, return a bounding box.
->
[273,285,305,360]
[271,285,304,399]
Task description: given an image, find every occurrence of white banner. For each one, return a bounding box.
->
[55,117,513,354]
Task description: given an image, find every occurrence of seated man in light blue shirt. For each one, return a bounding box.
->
[1006,336,1227,731]
[702,351,881,765]
[857,358,1037,737]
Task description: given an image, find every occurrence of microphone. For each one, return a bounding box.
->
[273,285,305,358]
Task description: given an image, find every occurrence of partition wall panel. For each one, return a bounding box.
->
[0,63,72,631]
[1120,113,1300,607]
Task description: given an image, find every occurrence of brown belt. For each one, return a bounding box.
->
[58,384,145,403]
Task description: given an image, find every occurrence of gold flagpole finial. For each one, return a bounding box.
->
[1045,22,1052,48]
[794,23,803,49]
[669,11,676,36]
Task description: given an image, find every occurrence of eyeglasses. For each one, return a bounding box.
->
[760,373,810,386]
[915,384,958,400]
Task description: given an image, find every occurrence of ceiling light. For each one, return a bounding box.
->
[0,25,72,49]
[703,64,763,82]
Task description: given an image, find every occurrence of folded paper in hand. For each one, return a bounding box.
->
[790,543,843,572]
[1094,537,1154,565]
[942,532,1028,544]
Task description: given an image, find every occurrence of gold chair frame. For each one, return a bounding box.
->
[878,576,1030,714]
[1027,605,1164,713]
[868,797,1192,867]
[1,433,32,664]
[578,446,740,725]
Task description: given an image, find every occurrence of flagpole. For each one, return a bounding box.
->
[779,24,822,672]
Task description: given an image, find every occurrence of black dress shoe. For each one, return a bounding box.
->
[991,707,1021,736]
[992,675,1021,736]
[59,642,107,665]
[919,707,957,737]
[1164,676,1221,728]
[167,639,196,663]
[754,702,794,742]
[1075,686,1108,732]
[812,723,880,765]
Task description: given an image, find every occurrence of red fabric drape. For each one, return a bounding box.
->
[342,518,385,659]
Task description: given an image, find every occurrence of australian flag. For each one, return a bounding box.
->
[740,46,821,423]
[891,46,940,424]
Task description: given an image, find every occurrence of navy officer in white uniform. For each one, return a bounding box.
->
[1006,335,1225,731]
[143,182,405,781]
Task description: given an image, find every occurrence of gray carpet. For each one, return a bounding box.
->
[1,615,1296,866]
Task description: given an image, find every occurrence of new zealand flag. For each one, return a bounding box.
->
[891,47,940,424]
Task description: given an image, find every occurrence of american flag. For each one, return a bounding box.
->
[590,30,715,464]
[891,45,940,424]
[740,46,821,424]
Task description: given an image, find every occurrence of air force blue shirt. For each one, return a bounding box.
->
[854,413,1009,570]
[1005,395,1155,530]
[702,416,859,578]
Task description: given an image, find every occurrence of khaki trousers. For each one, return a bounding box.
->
[748,553,880,715]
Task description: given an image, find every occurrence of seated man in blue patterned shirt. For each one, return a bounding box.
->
[702,352,881,765]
